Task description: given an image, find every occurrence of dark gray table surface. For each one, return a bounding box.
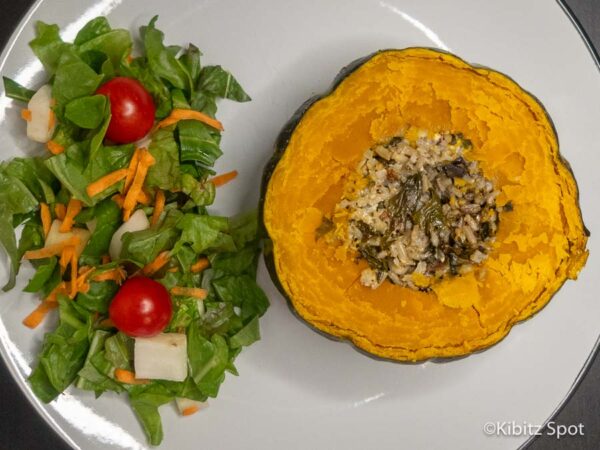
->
[0,1,598,449]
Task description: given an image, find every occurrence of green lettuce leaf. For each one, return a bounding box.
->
[2,77,35,102]
[141,17,191,91]
[190,91,217,117]
[74,17,111,45]
[229,316,260,348]
[165,295,201,332]
[80,199,122,265]
[0,169,38,215]
[146,128,181,190]
[120,210,182,265]
[197,65,251,102]
[45,143,93,205]
[128,383,173,446]
[212,275,269,320]
[29,21,71,74]
[52,50,103,106]
[74,329,115,394]
[17,219,44,260]
[187,326,229,397]
[77,29,132,69]
[199,302,242,336]
[181,174,215,207]
[175,215,235,254]
[178,120,222,166]
[75,278,119,314]
[65,95,107,129]
[229,210,259,249]
[3,157,58,204]
[23,257,57,293]
[104,332,133,370]
[84,143,133,201]
[0,169,39,290]
[29,296,91,401]
[178,44,201,85]
[209,246,257,278]
[0,213,19,291]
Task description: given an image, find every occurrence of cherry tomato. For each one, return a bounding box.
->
[109,276,172,337]
[96,77,156,144]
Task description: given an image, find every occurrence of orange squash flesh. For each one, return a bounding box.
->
[262,48,589,362]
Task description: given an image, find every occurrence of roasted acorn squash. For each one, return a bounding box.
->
[261,48,589,361]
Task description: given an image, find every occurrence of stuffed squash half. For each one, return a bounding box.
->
[262,48,588,362]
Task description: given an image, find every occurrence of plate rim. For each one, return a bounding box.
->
[0,1,597,449]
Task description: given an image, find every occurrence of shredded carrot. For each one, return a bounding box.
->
[190,257,210,273]
[101,254,111,264]
[122,207,132,222]
[99,318,115,328]
[123,149,155,221]
[54,203,66,220]
[151,189,165,226]
[20,109,32,122]
[112,194,125,208]
[23,301,57,329]
[74,266,95,293]
[171,286,208,299]
[78,282,90,294]
[47,269,90,304]
[70,251,78,296]
[46,140,65,155]
[59,198,83,232]
[167,267,179,273]
[24,236,80,260]
[44,281,67,303]
[92,267,127,284]
[137,188,152,205]
[45,265,92,303]
[86,168,128,197]
[114,369,149,385]
[157,109,224,131]
[210,170,238,187]
[78,265,92,274]
[142,251,170,276]
[78,265,95,279]
[127,54,134,63]
[48,109,56,130]
[182,406,200,416]
[40,203,51,238]
[123,148,141,193]
[59,246,74,275]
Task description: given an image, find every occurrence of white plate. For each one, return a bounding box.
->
[1,0,599,449]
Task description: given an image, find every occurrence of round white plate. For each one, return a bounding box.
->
[1,0,599,449]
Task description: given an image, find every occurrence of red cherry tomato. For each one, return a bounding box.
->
[109,276,172,337]
[96,77,156,144]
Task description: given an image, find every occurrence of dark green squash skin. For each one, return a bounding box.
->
[258,48,589,363]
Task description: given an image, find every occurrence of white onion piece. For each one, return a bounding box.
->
[45,220,90,256]
[109,209,149,261]
[26,84,55,143]
[175,397,208,416]
[134,333,187,382]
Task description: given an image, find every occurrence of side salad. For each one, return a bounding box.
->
[1,16,268,445]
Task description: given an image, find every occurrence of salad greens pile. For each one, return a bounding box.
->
[2,16,268,445]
